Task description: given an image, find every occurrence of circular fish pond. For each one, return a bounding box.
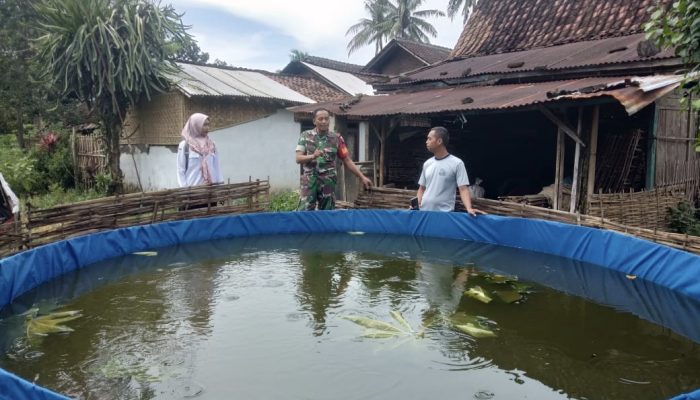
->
[1,211,699,400]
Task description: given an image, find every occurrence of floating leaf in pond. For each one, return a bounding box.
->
[362,329,401,338]
[26,310,82,337]
[341,315,402,333]
[454,323,497,338]
[448,312,481,326]
[465,286,492,303]
[483,273,517,284]
[347,231,365,235]
[98,357,161,383]
[626,274,637,280]
[390,310,414,333]
[133,251,158,256]
[494,289,523,304]
[508,282,533,294]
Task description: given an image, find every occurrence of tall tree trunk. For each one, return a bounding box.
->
[15,109,25,149]
[103,117,123,195]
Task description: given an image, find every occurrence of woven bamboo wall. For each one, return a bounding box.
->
[186,97,278,132]
[586,187,687,230]
[123,91,187,145]
[348,187,700,254]
[123,93,281,146]
[0,180,270,257]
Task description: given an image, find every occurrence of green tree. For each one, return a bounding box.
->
[387,0,445,43]
[347,0,444,55]
[446,0,478,23]
[645,0,700,151]
[0,0,45,148]
[34,0,192,193]
[172,34,209,63]
[289,49,309,62]
[346,0,391,55]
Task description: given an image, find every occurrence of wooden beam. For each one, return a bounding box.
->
[539,106,586,148]
[570,107,583,213]
[586,106,600,199]
[553,127,564,210]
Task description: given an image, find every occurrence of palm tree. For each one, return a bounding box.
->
[34,0,190,193]
[447,0,478,23]
[346,0,391,55]
[386,0,445,42]
[347,0,444,56]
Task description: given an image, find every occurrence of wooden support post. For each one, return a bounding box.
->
[586,106,600,201]
[554,127,564,210]
[570,107,583,213]
[539,106,586,148]
[378,123,386,187]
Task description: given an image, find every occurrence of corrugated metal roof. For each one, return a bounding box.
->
[384,34,676,87]
[172,63,315,104]
[302,62,376,96]
[290,75,684,117]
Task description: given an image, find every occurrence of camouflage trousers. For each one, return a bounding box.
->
[298,173,337,210]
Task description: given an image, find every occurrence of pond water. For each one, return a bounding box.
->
[1,233,699,400]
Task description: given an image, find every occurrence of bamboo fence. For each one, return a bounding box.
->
[0,180,269,258]
[586,187,688,230]
[349,187,700,255]
[74,132,108,189]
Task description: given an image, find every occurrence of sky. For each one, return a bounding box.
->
[165,0,466,72]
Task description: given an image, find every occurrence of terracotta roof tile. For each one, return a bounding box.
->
[265,74,347,103]
[451,0,673,58]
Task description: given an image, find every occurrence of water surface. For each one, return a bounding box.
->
[1,233,699,399]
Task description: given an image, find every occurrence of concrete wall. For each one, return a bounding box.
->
[121,109,302,191]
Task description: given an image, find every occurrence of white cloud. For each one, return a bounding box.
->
[172,0,465,66]
[189,29,280,70]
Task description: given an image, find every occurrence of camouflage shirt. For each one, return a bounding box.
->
[295,129,349,176]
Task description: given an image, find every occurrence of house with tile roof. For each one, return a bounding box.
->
[291,0,699,227]
[363,38,451,75]
[119,62,347,191]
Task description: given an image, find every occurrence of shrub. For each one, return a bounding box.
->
[268,190,300,212]
[667,201,700,236]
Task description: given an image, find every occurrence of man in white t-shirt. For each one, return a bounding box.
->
[416,127,485,216]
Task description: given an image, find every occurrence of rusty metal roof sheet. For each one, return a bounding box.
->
[385,34,677,87]
[172,63,315,104]
[289,75,684,117]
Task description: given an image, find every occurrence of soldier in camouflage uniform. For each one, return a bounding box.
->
[295,108,372,210]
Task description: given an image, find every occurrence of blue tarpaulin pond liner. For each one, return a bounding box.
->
[1,210,699,400]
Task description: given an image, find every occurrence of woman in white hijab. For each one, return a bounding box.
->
[176,113,223,187]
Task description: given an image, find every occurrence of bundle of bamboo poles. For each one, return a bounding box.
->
[351,187,700,255]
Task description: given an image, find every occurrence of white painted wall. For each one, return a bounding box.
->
[121,109,302,191]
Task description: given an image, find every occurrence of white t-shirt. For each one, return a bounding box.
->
[176,140,223,187]
[418,154,470,211]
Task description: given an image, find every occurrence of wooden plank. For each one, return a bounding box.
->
[570,107,583,213]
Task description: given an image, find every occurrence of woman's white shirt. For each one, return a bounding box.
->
[176,140,223,187]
